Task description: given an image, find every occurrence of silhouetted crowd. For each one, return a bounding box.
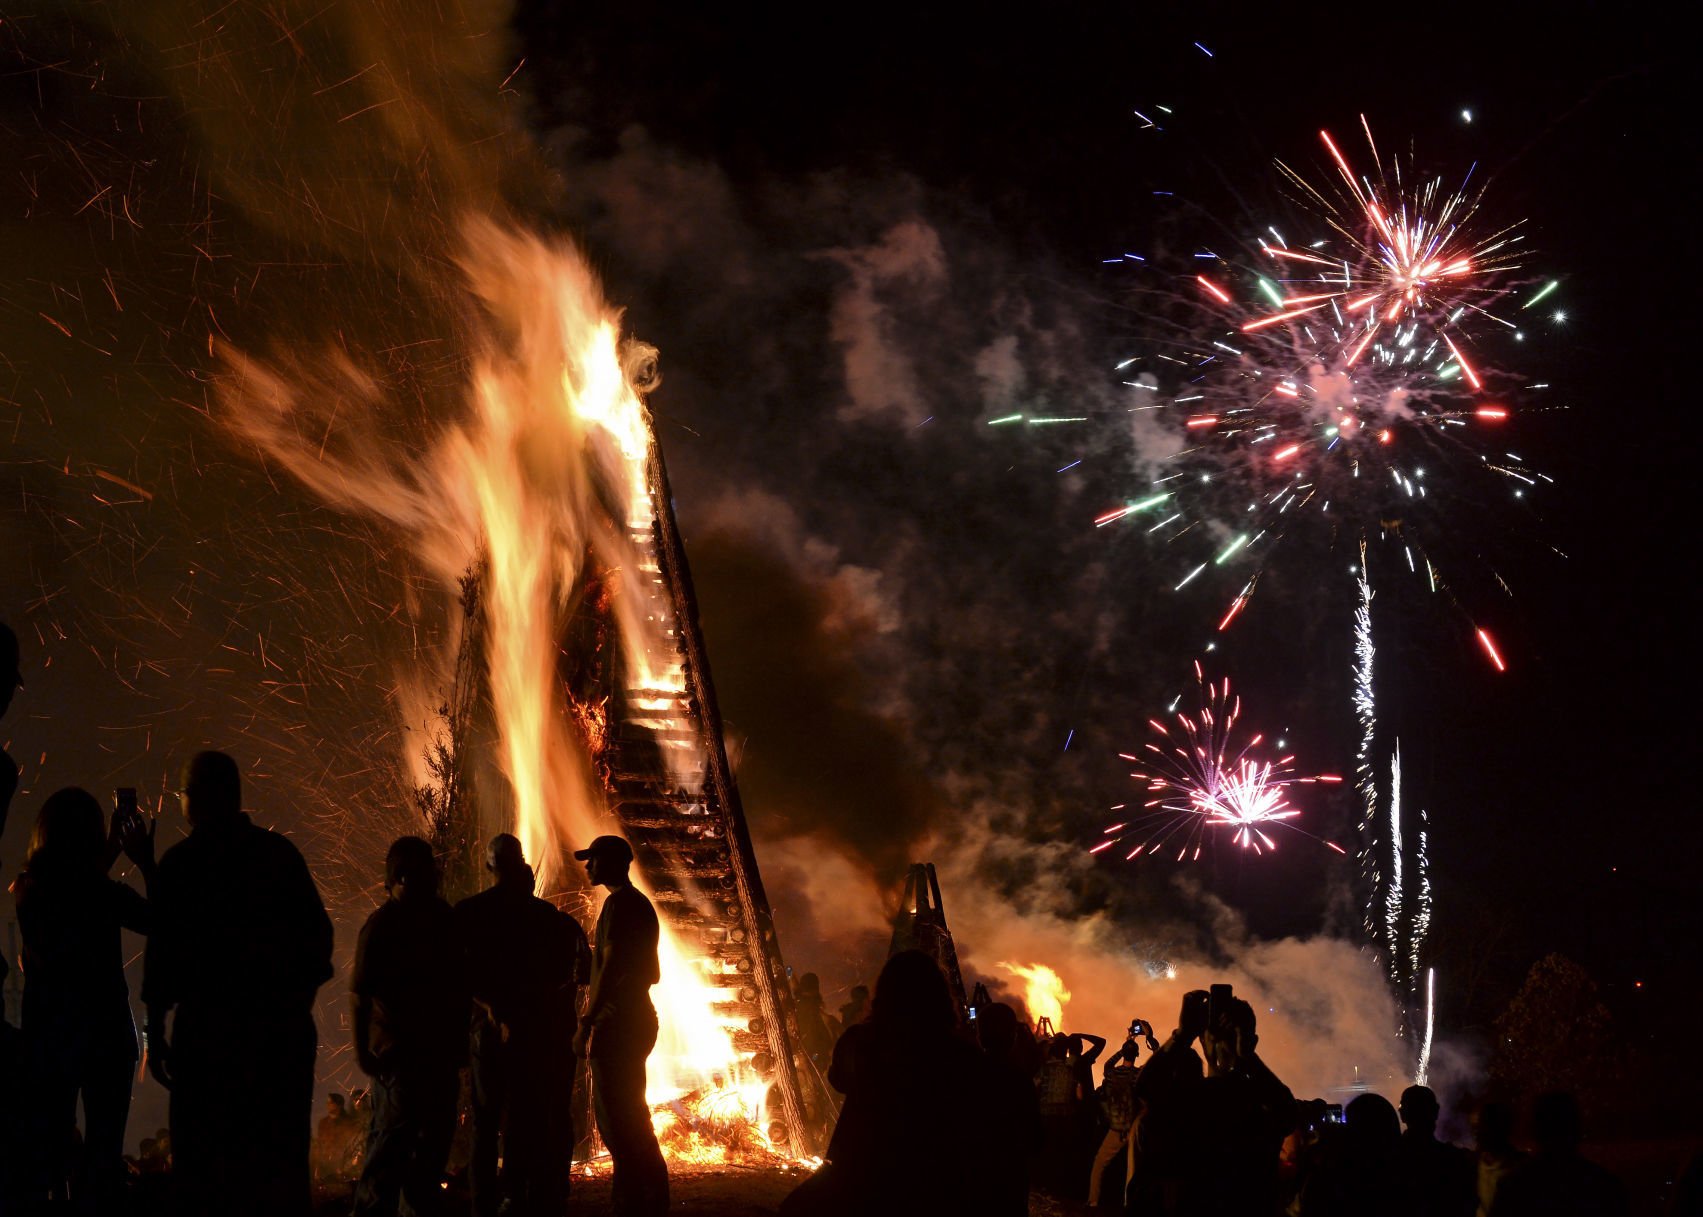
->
[1,618,670,1217]
[781,949,1646,1217]
[0,619,1681,1217]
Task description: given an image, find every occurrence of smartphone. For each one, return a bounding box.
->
[968,1007,979,1021]
[114,787,141,832]
[1208,982,1233,1023]
[1324,1103,1345,1125]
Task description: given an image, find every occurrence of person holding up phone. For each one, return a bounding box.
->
[13,785,156,1213]
[1129,984,1296,1215]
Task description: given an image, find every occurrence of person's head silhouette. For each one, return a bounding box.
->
[1345,1092,1403,1160]
[28,787,105,874]
[978,1001,1019,1056]
[180,751,241,828]
[574,834,634,890]
[1399,1084,1442,1138]
[385,835,439,900]
[486,832,534,890]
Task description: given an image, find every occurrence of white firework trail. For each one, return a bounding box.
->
[1353,563,1380,943]
[1386,743,1404,970]
[1415,967,1436,1085]
[1412,808,1433,986]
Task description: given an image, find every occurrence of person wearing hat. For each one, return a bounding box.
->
[571,835,668,1216]
[452,834,590,1217]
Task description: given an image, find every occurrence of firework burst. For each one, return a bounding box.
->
[1091,662,1344,863]
[1087,122,1550,665]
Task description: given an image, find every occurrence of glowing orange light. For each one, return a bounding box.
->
[1000,962,1069,1030]
[1475,405,1508,421]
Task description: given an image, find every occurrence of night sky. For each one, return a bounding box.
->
[2,1,1692,1130]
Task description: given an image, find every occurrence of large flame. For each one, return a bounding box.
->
[999,960,1070,1030]
[221,217,767,1147]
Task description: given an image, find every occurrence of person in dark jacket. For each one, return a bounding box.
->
[1130,988,1295,1216]
[351,836,469,1216]
[454,834,590,1217]
[1397,1085,1476,1217]
[1495,1092,1627,1217]
[781,949,997,1217]
[141,751,333,1217]
[14,786,154,1213]
[1300,1093,1418,1217]
[978,1001,1042,1216]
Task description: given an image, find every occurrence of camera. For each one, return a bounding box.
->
[1323,1103,1345,1125]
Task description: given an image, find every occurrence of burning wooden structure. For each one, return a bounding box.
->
[423,450,819,1159]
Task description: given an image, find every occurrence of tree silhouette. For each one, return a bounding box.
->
[1491,953,1620,1107]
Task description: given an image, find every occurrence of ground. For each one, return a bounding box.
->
[298,1169,1099,1216]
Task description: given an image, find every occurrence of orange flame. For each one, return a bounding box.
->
[220,217,776,1152]
[999,960,1070,1030]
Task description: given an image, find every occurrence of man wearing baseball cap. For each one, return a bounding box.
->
[571,835,668,1216]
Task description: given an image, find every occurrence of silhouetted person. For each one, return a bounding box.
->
[1038,1030,1104,1197]
[1398,1085,1476,1217]
[837,983,869,1034]
[455,834,590,1217]
[781,949,996,1217]
[13,787,154,1213]
[571,835,668,1217]
[1472,1101,1526,1216]
[1131,988,1295,1216]
[1300,1092,1417,1216]
[793,972,838,1066]
[978,1001,1041,1216]
[1495,1092,1626,1217]
[141,750,333,1217]
[351,836,469,1216]
[314,1093,358,1184]
[1089,1023,1156,1209]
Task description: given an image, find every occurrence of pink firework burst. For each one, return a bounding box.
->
[1090,662,1346,863]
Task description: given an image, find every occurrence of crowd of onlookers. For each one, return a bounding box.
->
[1,617,1695,1217]
[784,950,1674,1216]
[0,621,673,1217]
